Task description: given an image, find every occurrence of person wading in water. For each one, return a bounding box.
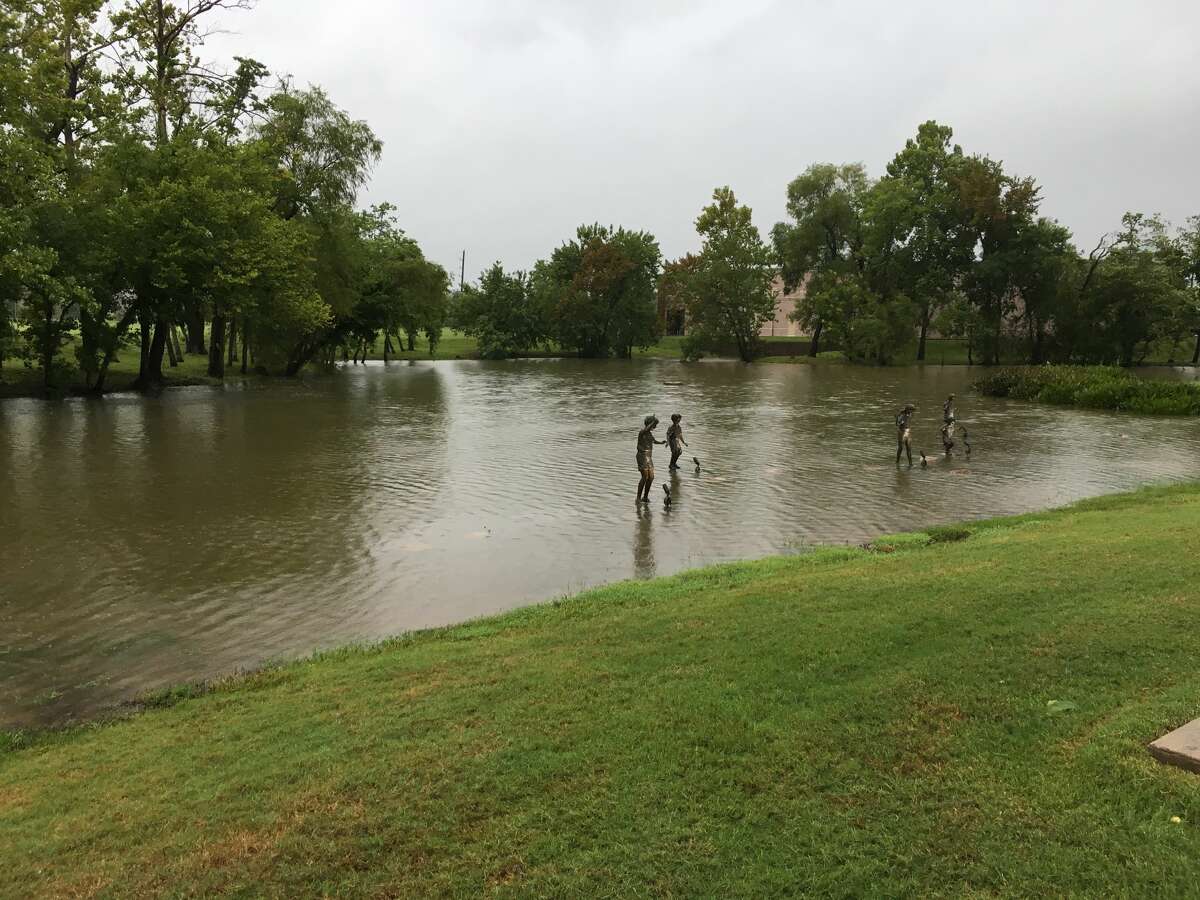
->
[636,415,665,503]
[941,393,957,454]
[666,413,688,471]
[896,403,915,467]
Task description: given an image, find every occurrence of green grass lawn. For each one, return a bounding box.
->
[5,484,1200,896]
[1,342,227,398]
[366,332,689,361]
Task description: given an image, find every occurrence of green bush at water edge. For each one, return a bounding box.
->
[975,365,1200,415]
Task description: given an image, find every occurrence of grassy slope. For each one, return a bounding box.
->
[4,484,1200,897]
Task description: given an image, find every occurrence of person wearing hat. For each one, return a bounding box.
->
[896,403,916,467]
[636,415,666,503]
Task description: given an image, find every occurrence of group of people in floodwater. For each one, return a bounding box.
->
[896,393,969,467]
[635,413,689,504]
[634,393,968,503]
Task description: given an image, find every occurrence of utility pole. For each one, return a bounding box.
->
[460,250,466,290]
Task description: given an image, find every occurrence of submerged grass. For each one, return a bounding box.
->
[975,365,1200,415]
[4,483,1200,896]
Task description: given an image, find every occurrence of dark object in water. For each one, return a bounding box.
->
[920,452,929,468]
[692,456,700,473]
[962,427,972,454]
[662,484,672,508]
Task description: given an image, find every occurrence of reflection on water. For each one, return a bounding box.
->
[4,359,1200,726]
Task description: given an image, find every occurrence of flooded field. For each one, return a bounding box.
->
[4,359,1200,726]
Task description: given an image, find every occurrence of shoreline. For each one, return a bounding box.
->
[5,481,1200,895]
[4,480,1193,743]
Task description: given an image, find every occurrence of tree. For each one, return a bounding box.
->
[676,187,776,362]
[1007,218,1075,365]
[1084,214,1190,367]
[866,121,975,361]
[1181,216,1200,365]
[804,272,915,365]
[353,204,449,360]
[253,86,383,373]
[771,162,871,356]
[452,264,546,359]
[955,154,1042,364]
[535,224,662,358]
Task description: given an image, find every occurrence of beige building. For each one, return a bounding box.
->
[759,273,807,338]
[658,271,810,338]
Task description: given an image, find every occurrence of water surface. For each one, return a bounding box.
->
[4,360,1200,726]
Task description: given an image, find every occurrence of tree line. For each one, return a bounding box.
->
[453,121,1200,366]
[1,0,449,391]
[3,5,1197,386]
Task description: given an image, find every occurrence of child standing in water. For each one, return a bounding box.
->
[896,403,915,467]
[941,393,957,454]
[666,413,688,471]
[636,415,665,503]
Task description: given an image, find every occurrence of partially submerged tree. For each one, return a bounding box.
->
[534,224,662,358]
[452,264,547,359]
[674,187,775,362]
[771,162,871,356]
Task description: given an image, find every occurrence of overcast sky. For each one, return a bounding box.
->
[208,0,1200,281]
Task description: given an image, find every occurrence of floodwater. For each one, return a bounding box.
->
[4,360,1200,727]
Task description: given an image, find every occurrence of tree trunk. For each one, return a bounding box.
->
[41,300,55,388]
[171,324,184,363]
[208,314,226,378]
[227,319,237,366]
[406,330,415,352]
[134,320,167,389]
[241,328,249,375]
[917,313,930,362]
[185,310,206,354]
[383,333,393,363]
[164,322,179,367]
[808,320,823,357]
[138,314,151,381]
[1192,333,1200,366]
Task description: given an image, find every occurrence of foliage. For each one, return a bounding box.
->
[804,272,914,364]
[671,187,776,362]
[974,365,1200,415]
[771,121,1197,370]
[451,263,547,359]
[533,224,662,358]
[771,162,871,355]
[348,205,449,359]
[864,121,976,361]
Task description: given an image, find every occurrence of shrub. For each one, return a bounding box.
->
[974,366,1200,416]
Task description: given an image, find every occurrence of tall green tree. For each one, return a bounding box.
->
[1181,216,1200,365]
[771,162,871,356]
[452,264,546,359]
[353,205,449,360]
[672,187,775,363]
[534,224,662,358]
[955,154,1042,364]
[254,86,383,373]
[866,121,975,361]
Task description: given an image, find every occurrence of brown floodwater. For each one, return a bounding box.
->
[4,359,1200,727]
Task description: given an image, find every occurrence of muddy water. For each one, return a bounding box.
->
[4,360,1200,726]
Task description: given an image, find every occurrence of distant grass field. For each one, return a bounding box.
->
[4,483,1200,896]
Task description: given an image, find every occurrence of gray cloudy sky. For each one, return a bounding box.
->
[208,0,1200,281]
